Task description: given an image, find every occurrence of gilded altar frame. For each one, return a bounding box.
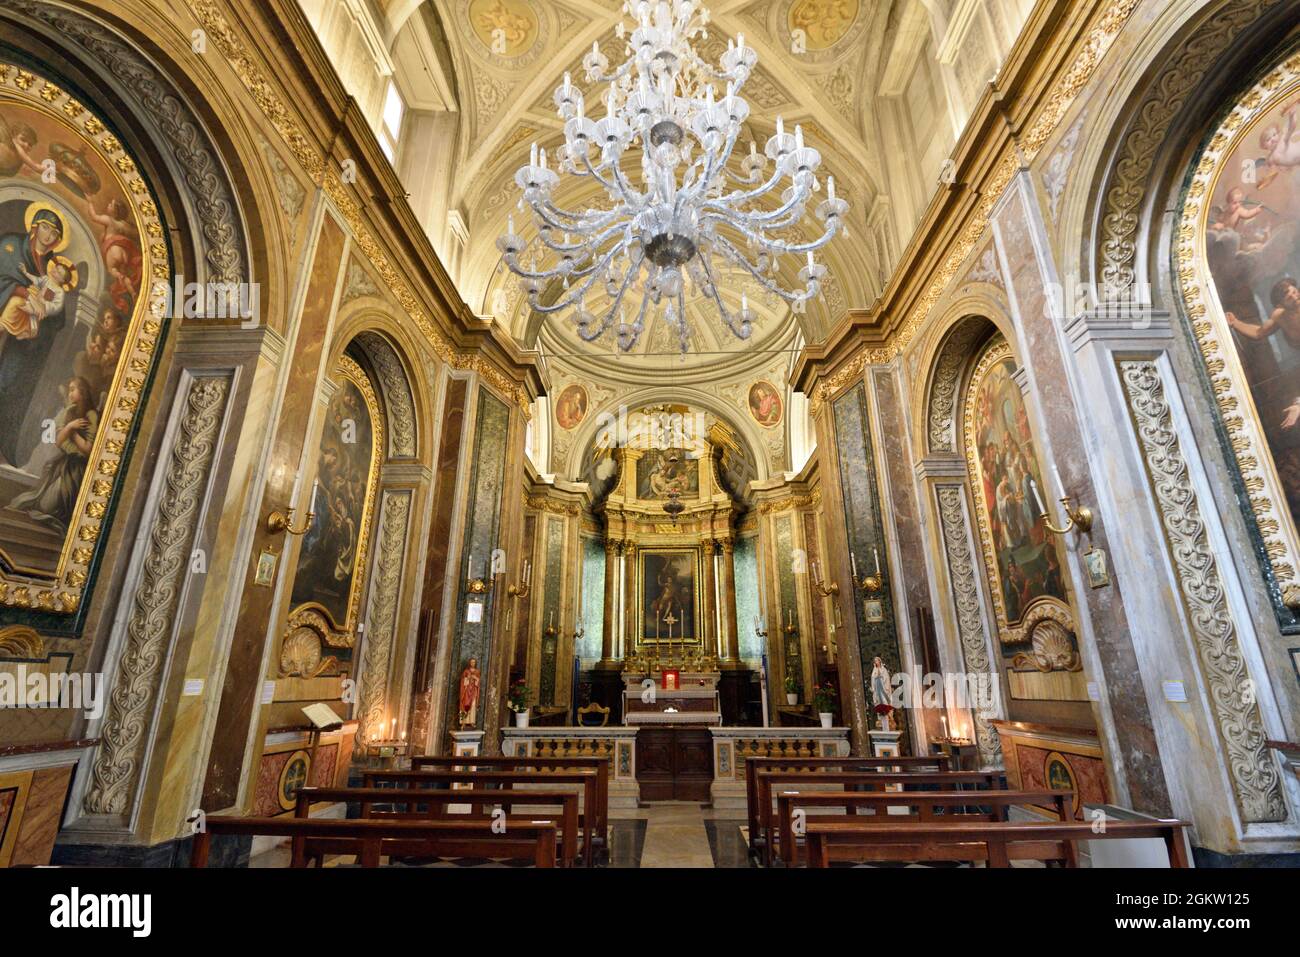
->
[636,545,704,649]
[1176,49,1300,612]
[962,336,1076,643]
[0,63,170,617]
[281,355,384,660]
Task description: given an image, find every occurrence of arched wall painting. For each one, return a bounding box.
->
[0,62,167,620]
[283,356,383,674]
[1181,60,1300,613]
[964,337,1085,702]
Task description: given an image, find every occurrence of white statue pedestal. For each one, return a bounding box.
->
[868,729,902,759]
[449,730,484,757]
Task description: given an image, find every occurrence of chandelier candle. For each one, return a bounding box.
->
[497,0,849,354]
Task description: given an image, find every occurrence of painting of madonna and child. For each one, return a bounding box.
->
[969,353,1070,633]
[1205,89,1300,534]
[0,100,144,575]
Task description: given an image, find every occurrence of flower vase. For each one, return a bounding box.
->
[514,710,529,728]
[818,712,833,729]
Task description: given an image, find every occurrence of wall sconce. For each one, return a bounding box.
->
[1031,480,1093,536]
[507,558,532,598]
[466,553,493,595]
[267,480,318,536]
[850,547,884,594]
[810,561,839,596]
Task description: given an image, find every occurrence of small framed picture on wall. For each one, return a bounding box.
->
[864,600,884,623]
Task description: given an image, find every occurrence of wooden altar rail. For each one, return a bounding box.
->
[774,789,1075,866]
[802,819,1191,868]
[754,769,1007,867]
[362,768,599,867]
[743,756,950,853]
[188,816,557,868]
[293,785,580,867]
[408,755,608,851]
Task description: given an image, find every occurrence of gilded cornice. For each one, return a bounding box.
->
[799,0,1140,415]
[186,0,539,417]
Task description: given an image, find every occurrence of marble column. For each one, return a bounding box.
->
[719,540,740,663]
[701,540,717,657]
[600,539,621,666]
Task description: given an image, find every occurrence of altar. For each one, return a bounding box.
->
[622,670,722,727]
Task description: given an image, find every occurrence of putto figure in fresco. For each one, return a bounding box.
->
[1205,91,1300,524]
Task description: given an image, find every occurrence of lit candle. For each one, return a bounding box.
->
[390,717,396,739]
[941,715,949,738]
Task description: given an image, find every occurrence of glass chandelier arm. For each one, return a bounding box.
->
[581,146,641,208]
[748,221,842,257]
[707,158,786,207]
[710,236,803,302]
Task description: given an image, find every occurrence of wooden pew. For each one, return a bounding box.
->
[802,819,1191,868]
[743,756,950,851]
[293,786,581,867]
[189,815,557,868]
[409,755,609,848]
[363,768,599,866]
[755,769,1007,866]
[775,789,1074,866]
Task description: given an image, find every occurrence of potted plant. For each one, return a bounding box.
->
[874,702,895,732]
[783,674,799,706]
[812,683,837,728]
[507,680,531,728]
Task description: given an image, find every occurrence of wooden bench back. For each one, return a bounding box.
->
[190,815,558,868]
[292,785,581,867]
[408,755,608,835]
[772,788,1075,866]
[802,819,1190,868]
[742,756,950,837]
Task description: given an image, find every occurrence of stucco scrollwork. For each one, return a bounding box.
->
[84,375,231,816]
[1097,0,1279,293]
[935,485,1002,768]
[355,332,417,460]
[1119,360,1286,823]
[927,318,991,454]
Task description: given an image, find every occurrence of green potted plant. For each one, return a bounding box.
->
[783,673,799,706]
[812,683,837,728]
[507,680,531,728]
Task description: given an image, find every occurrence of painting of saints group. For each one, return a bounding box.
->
[0,98,143,575]
[971,354,1069,629]
[1205,87,1300,534]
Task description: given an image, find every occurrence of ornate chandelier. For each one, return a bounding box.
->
[496,0,848,354]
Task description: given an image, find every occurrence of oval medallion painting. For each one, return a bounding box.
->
[0,64,167,615]
[555,383,588,431]
[748,381,783,428]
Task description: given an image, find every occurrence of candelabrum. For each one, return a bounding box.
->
[507,558,533,597]
[1038,496,1094,536]
[267,478,320,536]
[810,560,839,596]
[850,547,884,594]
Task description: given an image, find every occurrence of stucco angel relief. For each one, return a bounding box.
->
[0,70,164,615]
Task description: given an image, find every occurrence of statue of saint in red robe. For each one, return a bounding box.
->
[457,657,480,728]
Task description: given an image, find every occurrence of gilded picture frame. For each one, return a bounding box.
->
[962,336,1076,644]
[1176,50,1300,614]
[0,63,169,618]
[636,546,702,648]
[282,355,384,654]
